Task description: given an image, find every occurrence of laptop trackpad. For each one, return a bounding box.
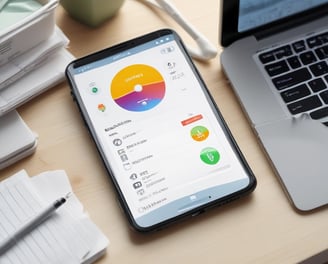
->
[255,115,328,211]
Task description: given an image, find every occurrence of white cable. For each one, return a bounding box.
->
[137,0,218,61]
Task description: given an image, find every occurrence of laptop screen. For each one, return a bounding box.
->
[220,0,328,47]
[238,0,328,32]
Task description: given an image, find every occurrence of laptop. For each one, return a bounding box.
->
[219,0,328,211]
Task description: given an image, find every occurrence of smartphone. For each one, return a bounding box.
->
[65,29,256,232]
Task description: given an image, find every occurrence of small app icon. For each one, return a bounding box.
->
[133,182,142,189]
[200,147,220,165]
[91,86,99,94]
[117,149,125,155]
[88,82,100,94]
[123,163,132,170]
[120,154,128,162]
[191,126,209,141]
[113,138,122,146]
[98,103,106,112]
[130,173,138,180]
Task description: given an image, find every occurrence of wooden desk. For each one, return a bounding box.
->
[2,0,328,263]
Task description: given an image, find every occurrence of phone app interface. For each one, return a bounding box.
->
[72,34,250,226]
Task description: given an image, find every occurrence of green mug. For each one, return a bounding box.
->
[60,0,125,27]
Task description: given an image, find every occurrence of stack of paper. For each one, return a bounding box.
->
[0,0,75,116]
[0,111,37,169]
[0,26,74,116]
[0,170,109,264]
[0,0,75,169]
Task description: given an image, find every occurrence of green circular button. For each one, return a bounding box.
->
[91,87,99,94]
[190,126,209,141]
[200,147,220,165]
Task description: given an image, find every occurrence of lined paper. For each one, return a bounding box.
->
[0,170,109,264]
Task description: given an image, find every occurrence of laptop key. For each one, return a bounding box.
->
[320,90,328,104]
[287,95,322,115]
[287,56,302,69]
[315,45,328,60]
[309,61,328,76]
[307,35,323,48]
[300,51,317,65]
[272,68,312,90]
[280,84,310,103]
[265,60,289,76]
[310,106,328,119]
[273,45,292,59]
[259,52,275,64]
[292,40,306,53]
[308,78,327,92]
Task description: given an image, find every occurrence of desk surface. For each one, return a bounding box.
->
[2,0,328,263]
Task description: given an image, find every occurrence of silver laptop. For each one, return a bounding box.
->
[219,0,328,211]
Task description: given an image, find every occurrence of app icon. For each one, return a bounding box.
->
[133,182,142,189]
[113,138,122,146]
[88,82,100,94]
[200,147,220,165]
[123,163,132,170]
[98,103,106,112]
[117,149,125,155]
[191,126,209,141]
[120,154,128,162]
[91,86,99,94]
[130,173,138,180]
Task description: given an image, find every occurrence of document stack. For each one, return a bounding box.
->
[0,0,74,169]
[0,170,109,264]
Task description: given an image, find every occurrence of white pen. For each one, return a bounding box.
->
[0,193,70,256]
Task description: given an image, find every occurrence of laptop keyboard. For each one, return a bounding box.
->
[258,30,328,126]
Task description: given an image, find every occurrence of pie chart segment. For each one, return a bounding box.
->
[111,64,166,112]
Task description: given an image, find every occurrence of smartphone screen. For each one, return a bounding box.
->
[66,29,256,232]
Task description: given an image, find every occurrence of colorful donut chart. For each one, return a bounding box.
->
[111,64,166,112]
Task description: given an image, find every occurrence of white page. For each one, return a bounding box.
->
[0,170,109,263]
[31,170,109,262]
[0,47,74,116]
[0,26,69,89]
[31,170,92,261]
[0,170,80,264]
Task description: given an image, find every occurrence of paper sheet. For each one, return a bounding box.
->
[0,47,74,116]
[0,170,109,264]
[0,25,75,116]
[0,26,69,89]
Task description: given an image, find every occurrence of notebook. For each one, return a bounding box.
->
[219,0,328,211]
[0,170,109,263]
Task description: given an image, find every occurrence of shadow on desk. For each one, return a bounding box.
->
[299,249,328,264]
